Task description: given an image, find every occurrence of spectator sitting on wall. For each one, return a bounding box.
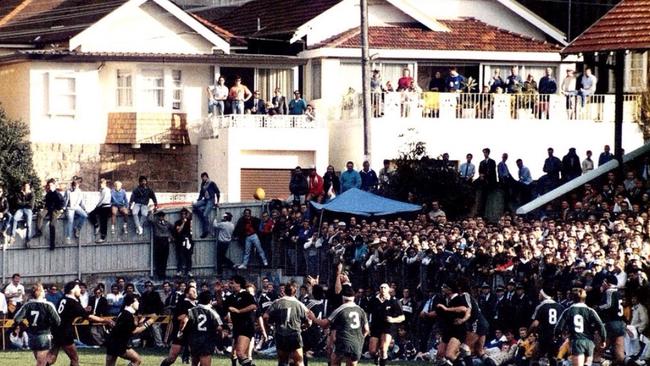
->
[110,180,129,236]
[289,90,308,115]
[306,169,324,202]
[193,172,220,239]
[34,179,65,250]
[289,166,309,204]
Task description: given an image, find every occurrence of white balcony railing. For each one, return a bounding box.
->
[201,114,320,138]
[339,92,641,122]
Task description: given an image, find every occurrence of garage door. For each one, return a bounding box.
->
[240,169,291,201]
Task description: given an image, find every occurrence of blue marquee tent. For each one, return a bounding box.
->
[311,188,421,216]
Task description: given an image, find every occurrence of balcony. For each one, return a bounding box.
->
[106,112,190,145]
[338,92,641,123]
[201,114,321,138]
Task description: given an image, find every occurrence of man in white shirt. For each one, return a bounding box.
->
[459,153,476,182]
[207,76,229,116]
[4,273,25,317]
[581,150,594,174]
[625,295,649,360]
[0,291,7,316]
[561,69,577,118]
[214,212,235,274]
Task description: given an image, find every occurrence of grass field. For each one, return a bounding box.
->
[0,349,418,365]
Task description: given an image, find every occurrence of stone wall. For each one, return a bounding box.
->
[31,143,198,192]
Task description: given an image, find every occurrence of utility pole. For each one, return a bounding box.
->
[567,0,572,41]
[614,50,624,165]
[360,0,371,159]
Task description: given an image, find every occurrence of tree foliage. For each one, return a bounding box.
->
[0,105,41,206]
[387,141,475,219]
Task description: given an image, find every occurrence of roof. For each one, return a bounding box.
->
[563,0,650,53]
[189,12,246,47]
[0,49,307,66]
[311,188,421,216]
[313,18,561,52]
[0,0,128,45]
[212,0,341,38]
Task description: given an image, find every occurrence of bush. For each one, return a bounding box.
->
[0,105,41,206]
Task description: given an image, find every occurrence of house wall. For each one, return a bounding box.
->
[329,117,645,180]
[0,62,30,124]
[71,1,216,54]
[199,127,329,202]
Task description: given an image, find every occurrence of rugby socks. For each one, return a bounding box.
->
[160,360,172,366]
[304,357,309,366]
[231,357,237,366]
[239,357,253,366]
[379,357,388,366]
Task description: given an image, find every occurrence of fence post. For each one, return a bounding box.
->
[77,235,82,279]
[150,226,154,278]
[1,237,5,284]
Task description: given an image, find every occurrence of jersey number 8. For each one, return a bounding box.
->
[548,308,557,325]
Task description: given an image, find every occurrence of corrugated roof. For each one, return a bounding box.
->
[213,0,341,38]
[313,18,561,52]
[563,0,650,53]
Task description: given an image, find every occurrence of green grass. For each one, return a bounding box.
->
[0,349,419,365]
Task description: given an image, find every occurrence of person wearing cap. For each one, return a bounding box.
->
[493,286,511,334]
[595,276,626,366]
[511,283,533,331]
[479,283,497,326]
[214,211,235,275]
[147,209,173,280]
[436,282,470,366]
[530,287,564,366]
[288,90,307,115]
[555,288,606,366]
[309,285,369,366]
[367,283,405,366]
[105,293,155,366]
[48,281,113,366]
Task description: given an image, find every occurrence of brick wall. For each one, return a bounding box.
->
[31,143,198,192]
[106,112,190,145]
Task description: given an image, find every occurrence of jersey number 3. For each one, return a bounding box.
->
[349,311,361,329]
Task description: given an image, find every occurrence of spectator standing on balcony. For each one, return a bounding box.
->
[229,76,252,115]
[289,90,308,115]
[429,71,445,91]
[360,161,378,192]
[306,169,324,202]
[246,90,266,115]
[459,153,476,182]
[208,76,228,116]
[582,150,594,174]
[341,161,362,192]
[35,179,65,250]
[0,186,11,243]
[110,180,129,236]
[489,69,505,93]
[10,181,35,244]
[539,68,558,94]
[272,87,288,115]
[305,104,316,122]
[397,68,414,91]
[129,176,158,236]
[445,67,465,92]
[371,69,384,92]
[578,67,598,107]
[289,166,308,204]
[63,177,87,245]
[88,178,112,244]
[323,165,340,200]
[561,69,577,116]
[561,148,582,182]
[598,145,615,166]
[193,172,220,239]
[234,208,269,269]
[479,148,497,187]
[506,66,523,93]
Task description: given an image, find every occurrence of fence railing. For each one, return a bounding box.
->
[338,92,641,122]
[201,114,321,138]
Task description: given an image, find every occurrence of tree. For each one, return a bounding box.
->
[0,105,41,207]
[387,141,475,219]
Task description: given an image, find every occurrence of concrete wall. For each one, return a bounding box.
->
[329,117,646,179]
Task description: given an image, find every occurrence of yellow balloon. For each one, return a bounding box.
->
[254,187,266,200]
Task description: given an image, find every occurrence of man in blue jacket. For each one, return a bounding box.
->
[341,161,362,192]
[193,172,220,238]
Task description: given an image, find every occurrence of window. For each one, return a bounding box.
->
[48,73,76,116]
[172,70,182,110]
[628,51,648,92]
[141,69,164,108]
[255,68,293,101]
[311,61,321,100]
[116,70,133,107]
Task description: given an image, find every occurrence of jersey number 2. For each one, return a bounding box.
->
[197,314,207,331]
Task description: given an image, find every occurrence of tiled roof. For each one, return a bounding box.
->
[189,12,247,47]
[313,18,561,52]
[563,0,650,53]
[0,0,128,45]
[213,0,341,37]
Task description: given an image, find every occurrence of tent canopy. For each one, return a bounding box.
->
[311,188,422,216]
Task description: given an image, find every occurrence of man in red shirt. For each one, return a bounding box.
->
[233,209,268,269]
[397,68,414,91]
[306,169,324,202]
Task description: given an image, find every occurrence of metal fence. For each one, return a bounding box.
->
[0,202,264,284]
